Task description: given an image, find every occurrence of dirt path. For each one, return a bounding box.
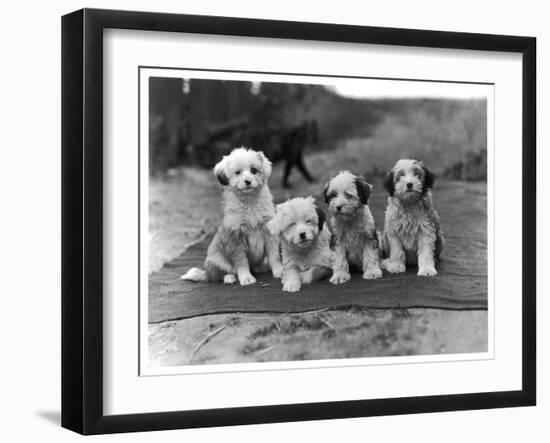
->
[149,168,221,272]
[147,143,488,368]
[149,308,487,367]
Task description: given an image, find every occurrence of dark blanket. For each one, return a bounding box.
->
[149,181,487,323]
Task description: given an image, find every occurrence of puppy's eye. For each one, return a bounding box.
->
[344,192,354,199]
[285,222,296,230]
[306,219,313,224]
[250,167,258,175]
[235,169,242,175]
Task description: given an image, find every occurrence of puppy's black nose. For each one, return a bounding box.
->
[407,182,413,189]
[336,205,342,212]
[245,179,251,186]
[300,232,306,240]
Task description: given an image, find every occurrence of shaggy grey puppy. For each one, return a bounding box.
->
[381,159,444,276]
[323,171,382,284]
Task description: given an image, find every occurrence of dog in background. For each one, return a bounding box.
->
[278,120,318,189]
[323,171,382,284]
[238,120,319,188]
[267,197,332,292]
[381,159,444,276]
[181,147,283,286]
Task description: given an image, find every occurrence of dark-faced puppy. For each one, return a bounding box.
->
[381,159,444,276]
[323,171,382,284]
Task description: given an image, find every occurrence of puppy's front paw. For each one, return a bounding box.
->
[223,274,237,284]
[385,260,406,274]
[300,269,315,284]
[330,271,351,285]
[239,274,257,286]
[417,266,437,277]
[363,267,383,280]
[271,264,283,279]
[282,280,301,292]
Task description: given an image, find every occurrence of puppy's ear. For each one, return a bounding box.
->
[266,211,282,236]
[383,171,395,196]
[257,151,272,178]
[322,183,330,204]
[213,156,229,186]
[422,165,435,191]
[315,207,326,231]
[355,176,372,205]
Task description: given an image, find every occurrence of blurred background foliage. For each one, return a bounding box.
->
[149,77,487,180]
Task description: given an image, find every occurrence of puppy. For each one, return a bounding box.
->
[181,147,283,286]
[381,159,444,276]
[267,197,332,292]
[323,171,382,284]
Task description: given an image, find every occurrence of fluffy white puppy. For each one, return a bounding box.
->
[323,171,382,284]
[381,159,444,276]
[181,147,283,286]
[267,197,332,292]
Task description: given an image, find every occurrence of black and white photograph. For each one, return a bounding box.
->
[142,69,491,371]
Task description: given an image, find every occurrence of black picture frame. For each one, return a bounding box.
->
[61,8,536,435]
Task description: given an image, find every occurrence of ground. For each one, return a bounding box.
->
[148,141,488,367]
[149,309,487,366]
